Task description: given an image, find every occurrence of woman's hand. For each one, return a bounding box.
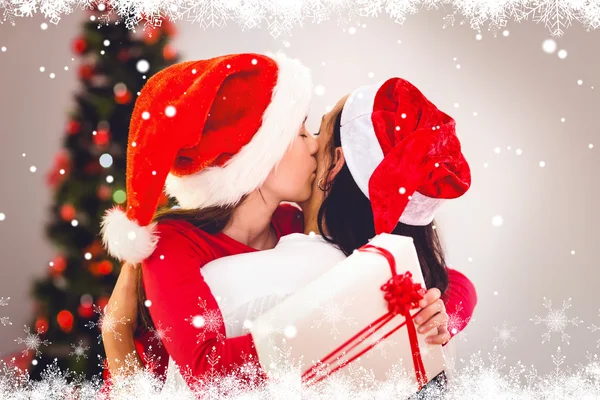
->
[413,288,450,345]
[102,263,144,378]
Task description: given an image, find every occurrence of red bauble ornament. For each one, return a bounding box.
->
[97,185,112,201]
[60,204,76,222]
[94,129,110,146]
[78,64,94,80]
[117,49,131,63]
[46,150,71,188]
[57,310,74,333]
[35,317,48,334]
[163,45,177,61]
[78,304,94,319]
[84,161,103,175]
[115,90,132,105]
[142,29,160,45]
[91,260,113,276]
[66,120,81,135]
[72,37,87,55]
[162,19,178,37]
[50,254,67,275]
[85,240,104,258]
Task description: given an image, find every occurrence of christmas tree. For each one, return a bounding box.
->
[26,5,178,379]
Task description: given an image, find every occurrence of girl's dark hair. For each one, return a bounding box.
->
[317,111,449,294]
[136,200,243,332]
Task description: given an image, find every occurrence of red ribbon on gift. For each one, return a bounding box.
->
[301,244,429,390]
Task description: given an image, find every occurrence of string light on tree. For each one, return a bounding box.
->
[99,154,113,168]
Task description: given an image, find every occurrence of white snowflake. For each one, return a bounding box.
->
[186,297,236,344]
[14,325,51,357]
[530,297,582,344]
[177,0,231,28]
[149,321,172,346]
[0,296,11,326]
[85,303,130,343]
[69,340,89,361]
[311,296,356,339]
[493,321,517,348]
[447,301,472,341]
[365,330,398,360]
[2,1,599,38]
[588,309,600,347]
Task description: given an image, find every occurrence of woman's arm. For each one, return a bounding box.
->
[102,263,144,378]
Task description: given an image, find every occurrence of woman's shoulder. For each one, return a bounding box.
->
[148,219,216,261]
[273,203,304,236]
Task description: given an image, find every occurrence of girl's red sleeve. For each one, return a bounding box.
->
[142,222,261,386]
[441,268,477,340]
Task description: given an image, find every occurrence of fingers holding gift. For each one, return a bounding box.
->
[416,307,448,335]
[418,288,442,309]
[425,323,451,345]
[414,296,445,326]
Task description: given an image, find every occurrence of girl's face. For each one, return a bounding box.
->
[297,95,349,213]
[312,95,349,193]
[261,121,319,203]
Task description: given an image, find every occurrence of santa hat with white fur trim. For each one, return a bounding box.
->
[101,53,312,264]
[340,77,471,235]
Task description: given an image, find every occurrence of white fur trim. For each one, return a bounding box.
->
[165,53,312,209]
[340,82,444,226]
[100,207,158,264]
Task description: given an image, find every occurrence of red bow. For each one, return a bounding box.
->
[381,272,426,316]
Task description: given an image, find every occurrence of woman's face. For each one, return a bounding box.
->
[312,95,349,193]
[261,121,319,203]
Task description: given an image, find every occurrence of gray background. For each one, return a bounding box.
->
[0,8,599,375]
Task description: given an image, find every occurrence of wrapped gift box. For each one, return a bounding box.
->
[249,233,446,391]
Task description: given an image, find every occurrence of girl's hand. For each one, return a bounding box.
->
[413,288,450,345]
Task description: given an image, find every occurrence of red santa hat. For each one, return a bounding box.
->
[101,52,312,264]
[340,77,471,235]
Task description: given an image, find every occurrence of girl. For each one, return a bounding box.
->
[100,51,318,378]
[104,77,476,393]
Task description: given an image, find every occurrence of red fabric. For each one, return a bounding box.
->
[442,268,478,341]
[101,204,302,393]
[368,78,471,234]
[126,54,279,227]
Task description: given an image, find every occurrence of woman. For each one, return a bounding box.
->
[104,77,476,393]
[100,51,318,378]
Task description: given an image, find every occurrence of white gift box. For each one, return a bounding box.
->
[249,233,446,389]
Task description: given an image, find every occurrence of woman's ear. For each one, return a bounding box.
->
[326,147,345,184]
